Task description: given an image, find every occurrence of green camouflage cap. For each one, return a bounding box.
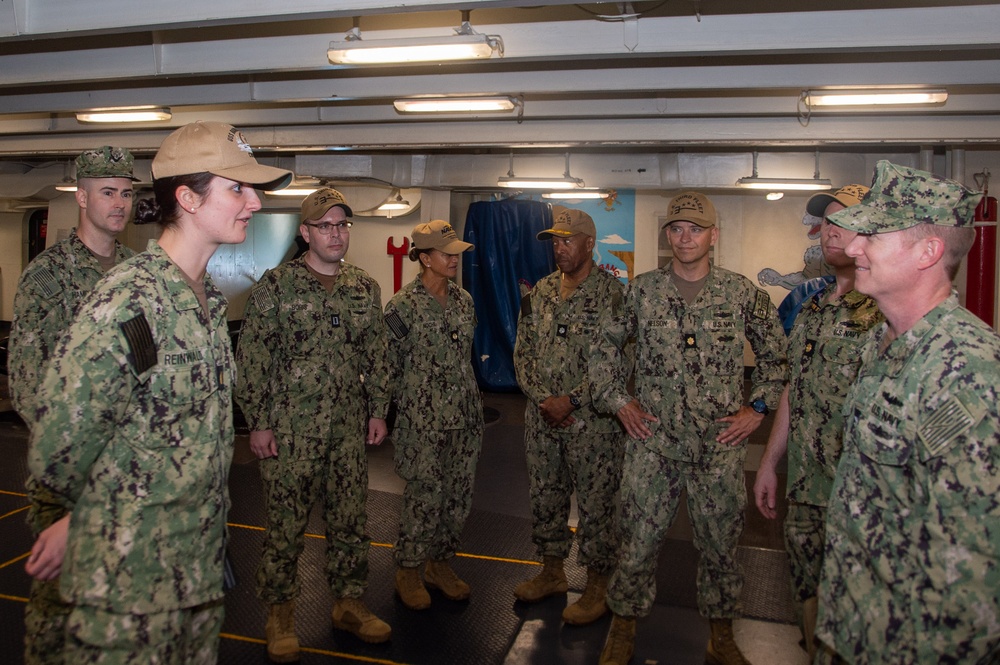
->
[828,160,982,233]
[75,145,138,180]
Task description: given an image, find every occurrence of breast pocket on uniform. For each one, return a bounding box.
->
[849,400,914,467]
[147,357,220,446]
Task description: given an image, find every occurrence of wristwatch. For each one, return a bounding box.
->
[749,398,769,416]
[569,393,582,409]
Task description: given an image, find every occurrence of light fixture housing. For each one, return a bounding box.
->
[803,88,948,108]
[328,22,503,65]
[394,96,517,114]
[55,180,78,192]
[378,191,411,211]
[498,153,585,190]
[541,189,610,200]
[736,151,832,192]
[76,107,172,123]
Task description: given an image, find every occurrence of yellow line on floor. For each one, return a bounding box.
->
[0,551,30,570]
[227,522,539,566]
[0,489,28,498]
[0,505,29,521]
[0,592,28,603]
[220,633,412,664]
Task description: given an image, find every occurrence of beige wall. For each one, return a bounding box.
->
[0,211,25,321]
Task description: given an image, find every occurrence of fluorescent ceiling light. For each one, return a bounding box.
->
[55,181,77,192]
[736,178,832,191]
[736,151,832,192]
[499,153,584,190]
[542,190,610,200]
[765,192,785,201]
[328,22,503,65]
[76,107,172,123]
[394,97,516,113]
[804,89,948,107]
[378,191,411,211]
[498,177,584,190]
[265,187,319,197]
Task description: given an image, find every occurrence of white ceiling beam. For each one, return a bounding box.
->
[2,7,997,86]
[0,0,543,39]
[2,60,997,116]
[0,115,997,158]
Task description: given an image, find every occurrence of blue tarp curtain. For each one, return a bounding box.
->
[463,198,555,391]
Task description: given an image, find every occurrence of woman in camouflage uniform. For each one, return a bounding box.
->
[384,220,484,610]
[24,121,291,664]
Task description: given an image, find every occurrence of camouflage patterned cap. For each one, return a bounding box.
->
[663,191,717,228]
[537,207,596,239]
[75,146,138,181]
[412,219,473,253]
[806,183,870,217]
[828,160,983,233]
[301,187,353,221]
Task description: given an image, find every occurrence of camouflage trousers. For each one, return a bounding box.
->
[25,490,70,665]
[64,599,224,664]
[607,441,746,619]
[784,502,827,606]
[257,432,370,602]
[24,577,70,665]
[392,426,483,567]
[523,425,624,572]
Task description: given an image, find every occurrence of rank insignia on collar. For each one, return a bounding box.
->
[331,314,341,327]
[557,323,568,337]
[684,333,697,349]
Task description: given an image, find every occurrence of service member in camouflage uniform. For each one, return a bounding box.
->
[512,207,626,625]
[591,192,787,665]
[816,161,1000,664]
[10,145,138,665]
[235,187,392,660]
[25,121,292,664]
[752,184,882,660]
[384,220,483,610]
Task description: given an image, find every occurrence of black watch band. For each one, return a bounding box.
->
[569,394,582,408]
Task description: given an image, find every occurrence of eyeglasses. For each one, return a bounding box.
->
[304,221,352,235]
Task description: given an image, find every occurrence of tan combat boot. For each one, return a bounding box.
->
[424,559,471,601]
[598,613,636,665]
[802,596,819,661]
[265,600,300,663]
[562,568,609,625]
[513,556,568,602]
[395,566,431,610]
[705,618,751,665]
[331,597,391,643]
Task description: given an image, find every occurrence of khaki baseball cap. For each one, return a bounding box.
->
[301,187,353,222]
[805,184,870,217]
[828,160,983,234]
[664,192,717,228]
[75,146,138,181]
[151,121,293,190]
[412,220,473,253]
[536,207,597,239]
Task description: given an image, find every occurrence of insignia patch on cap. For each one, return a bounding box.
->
[28,267,61,299]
